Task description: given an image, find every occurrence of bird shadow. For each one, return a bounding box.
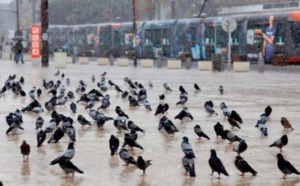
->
[136,176,150,186]
[6,133,20,142]
[278,178,300,186]
[223,143,233,153]
[21,162,31,177]
[181,176,195,186]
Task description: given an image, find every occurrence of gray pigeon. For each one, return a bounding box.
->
[70,102,77,113]
[182,156,196,177]
[269,135,288,152]
[233,140,248,155]
[119,148,136,166]
[144,100,152,111]
[163,83,172,92]
[181,136,196,158]
[194,125,210,140]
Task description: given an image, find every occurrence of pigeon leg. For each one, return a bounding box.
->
[63,174,69,178]
[72,172,75,177]
[123,164,129,166]
[279,148,282,152]
[198,137,202,141]
[239,173,244,177]
[281,174,287,179]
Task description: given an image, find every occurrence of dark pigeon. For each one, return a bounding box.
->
[209,149,229,179]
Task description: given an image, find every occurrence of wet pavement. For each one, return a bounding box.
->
[0,60,300,186]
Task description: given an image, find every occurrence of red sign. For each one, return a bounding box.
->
[31,25,41,58]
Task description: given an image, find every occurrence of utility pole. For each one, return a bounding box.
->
[132,0,137,67]
[171,0,176,19]
[16,0,19,33]
[41,0,49,67]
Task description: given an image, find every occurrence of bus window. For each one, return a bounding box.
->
[276,23,286,43]
[291,22,300,46]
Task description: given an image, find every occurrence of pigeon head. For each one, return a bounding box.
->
[22,140,26,144]
[182,136,189,143]
[210,149,217,157]
[277,153,284,160]
[195,125,200,129]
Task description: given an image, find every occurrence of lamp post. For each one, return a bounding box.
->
[132,0,137,67]
[41,0,49,67]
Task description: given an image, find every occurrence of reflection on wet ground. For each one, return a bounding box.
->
[0,61,300,185]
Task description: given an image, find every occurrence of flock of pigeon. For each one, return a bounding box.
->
[0,69,299,181]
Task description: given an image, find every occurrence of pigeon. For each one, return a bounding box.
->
[194,125,210,140]
[121,91,129,99]
[54,158,84,178]
[163,83,172,92]
[114,117,128,132]
[181,136,196,158]
[35,116,44,131]
[6,113,24,134]
[235,156,257,176]
[77,115,91,126]
[70,102,77,113]
[176,93,188,105]
[98,94,110,110]
[119,148,136,166]
[214,122,224,138]
[265,105,272,117]
[148,81,153,88]
[100,71,106,76]
[233,140,248,155]
[115,106,129,119]
[182,156,196,177]
[122,133,143,150]
[129,130,138,140]
[96,116,113,129]
[37,88,42,98]
[108,80,115,87]
[154,103,169,115]
[174,107,193,122]
[109,135,120,156]
[281,117,294,130]
[66,78,70,86]
[32,106,44,114]
[20,76,25,84]
[29,87,36,100]
[48,127,64,143]
[114,85,123,93]
[91,75,95,83]
[227,117,241,129]
[136,156,152,175]
[230,110,243,124]
[54,70,60,76]
[127,121,145,133]
[256,113,268,136]
[66,125,76,142]
[194,83,201,92]
[219,85,224,95]
[179,85,188,95]
[204,100,218,115]
[67,91,75,99]
[128,95,140,107]
[85,100,95,110]
[144,100,152,111]
[20,140,30,162]
[277,153,300,179]
[56,96,68,106]
[220,102,231,118]
[269,135,288,152]
[159,94,165,102]
[209,149,229,179]
[37,129,46,147]
[44,118,57,134]
[162,119,179,136]
[222,130,243,143]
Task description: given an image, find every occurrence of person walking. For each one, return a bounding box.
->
[14,40,25,64]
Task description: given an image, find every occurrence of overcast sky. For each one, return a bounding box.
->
[0,0,13,4]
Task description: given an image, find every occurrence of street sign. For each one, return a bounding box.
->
[221,17,237,71]
[221,17,237,33]
[31,25,41,58]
